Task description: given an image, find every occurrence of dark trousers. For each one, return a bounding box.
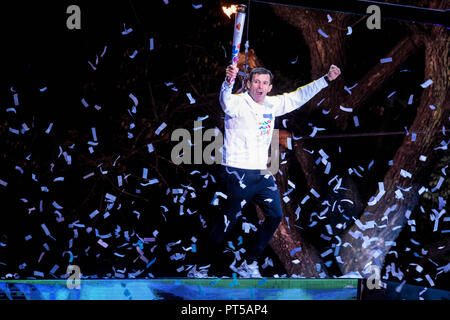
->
[209,165,283,263]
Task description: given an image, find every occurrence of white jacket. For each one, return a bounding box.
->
[219,76,328,170]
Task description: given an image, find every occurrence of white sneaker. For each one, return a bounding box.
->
[187,265,212,278]
[236,260,262,278]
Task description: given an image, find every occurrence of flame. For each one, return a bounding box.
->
[222,5,237,19]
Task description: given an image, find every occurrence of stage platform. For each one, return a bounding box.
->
[0,278,448,300]
[0,278,358,300]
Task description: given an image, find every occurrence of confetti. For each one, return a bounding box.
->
[88,61,97,70]
[368,182,385,206]
[310,188,320,198]
[286,137,292,150]
[320,249,333,258]
[13,93,19,106]
[45,123,54,134]
[290,247,302,256]
[420,79,433,88]
[129,50,138,59]
[318,29,328,38]
[155,122,167,135]
[346,26,352,35]
[122,24,133,35]
[425,274,435,287]
[431,176,444,192]
[400,169,412,178]
[186,93,196,104]
[129,93,139,106]
[387,91,396,99]
[97,239,109,248]
[149,38,154,51]
[380,57,392,63]
[339,105,353,112]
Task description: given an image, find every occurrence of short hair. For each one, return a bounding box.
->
[248,67,273,84]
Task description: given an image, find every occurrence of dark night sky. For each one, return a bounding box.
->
[0,0,448,291]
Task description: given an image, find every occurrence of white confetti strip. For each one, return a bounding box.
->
[13,93,19,106]
[45,123,53,134]
[380,57,392,63]
[81,98,89,108]
[97,239,109,248]
[129,50,138,59]
[129,93,138,106]
[368,182,385,206]
[155,122,167,135]
[122,24,133,35]
[420,79,433,88]
[425,274,435,287]
[186,93,196,104]
[387,91,396,98]
[318,29,328,38]
[400,169,412,178]
[339,105,353,112]
[286,137,292,150]
[149,38,154,51]
[310,188,320,198]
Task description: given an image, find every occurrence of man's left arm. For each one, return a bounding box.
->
[272,64,341,116]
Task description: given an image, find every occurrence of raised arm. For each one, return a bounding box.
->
[271,64,341,116]
[219,65,243,118]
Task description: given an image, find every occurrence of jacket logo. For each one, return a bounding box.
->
[258,119,272,136]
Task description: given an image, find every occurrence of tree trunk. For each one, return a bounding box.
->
[272,5,424,131]
[339,24,450,275]
[335,34,423,131]
[271,5,349,108]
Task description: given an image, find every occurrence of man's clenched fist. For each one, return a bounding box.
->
[327,64,341,81]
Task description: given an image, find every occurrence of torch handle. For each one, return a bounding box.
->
[227,6,246,86]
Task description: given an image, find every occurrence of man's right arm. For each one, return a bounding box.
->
[219,65,242,118]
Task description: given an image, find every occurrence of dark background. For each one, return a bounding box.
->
[0,0,448,291]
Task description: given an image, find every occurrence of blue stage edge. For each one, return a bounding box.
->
[0,278,448,300]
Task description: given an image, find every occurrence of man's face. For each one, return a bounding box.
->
[247,73,272,104]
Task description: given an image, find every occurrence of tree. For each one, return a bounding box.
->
[267,0,449,279]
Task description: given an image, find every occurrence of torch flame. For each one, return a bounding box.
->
[222,5,237,19]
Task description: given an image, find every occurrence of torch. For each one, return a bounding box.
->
[223,4,247,87]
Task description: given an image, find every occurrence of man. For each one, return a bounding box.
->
[189,64,341,278]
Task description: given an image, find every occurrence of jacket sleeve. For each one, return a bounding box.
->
[219,81,243,118]
[271,76,328,117]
